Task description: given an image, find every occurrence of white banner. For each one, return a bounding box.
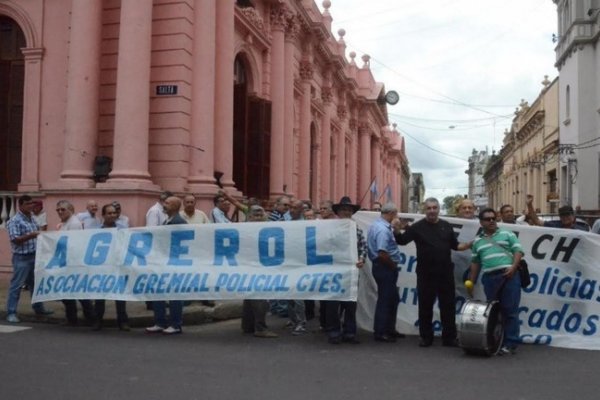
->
[354,211,600,350]
[32,220,359,303]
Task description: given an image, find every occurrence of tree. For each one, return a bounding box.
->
[442,195,464,214]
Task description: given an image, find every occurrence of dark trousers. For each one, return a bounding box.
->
[94,300,128,324]
[416,269,456,342]
[372,261,399,337]
[325,300,357,338]
[62,299,95,324]
[241,300,269,333]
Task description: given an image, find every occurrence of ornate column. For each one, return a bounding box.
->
[336,131,346,199]
[283,16,299,195]
[188,0,218,192]
[107,0,155,187]
[297,60,313,200]
[18,48,44,192]
[213,0,236,189]
[348,117,358,201]
[371,136,381,203]
[59,0,103,186]
[269,4,288,197]
[320,88,333,201]
[358,124,371,208]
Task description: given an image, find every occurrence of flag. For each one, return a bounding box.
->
[384,184,393,203]
[369,179,378,198]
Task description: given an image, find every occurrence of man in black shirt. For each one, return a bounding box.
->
[394,197,471,347]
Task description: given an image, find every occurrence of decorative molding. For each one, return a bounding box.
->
[321,87,333,103]
[239,7,266,34]
[270,3,291,31]
[299,60,313,80]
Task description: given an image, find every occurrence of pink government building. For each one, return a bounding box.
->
[0,0,409,268]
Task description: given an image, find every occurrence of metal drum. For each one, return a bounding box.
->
[457,300,504,356]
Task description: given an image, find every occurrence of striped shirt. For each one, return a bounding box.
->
[471,228,524,273]
[6,211,39,255]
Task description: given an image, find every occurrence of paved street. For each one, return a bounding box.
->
[0,314,598,400]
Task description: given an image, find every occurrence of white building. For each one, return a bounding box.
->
[465,148,490,208]
[554,0,600,210]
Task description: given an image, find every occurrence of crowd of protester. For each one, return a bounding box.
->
[4,191,595,354]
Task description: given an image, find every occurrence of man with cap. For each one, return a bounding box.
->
[526,194,588,231]
[325,197,367,344]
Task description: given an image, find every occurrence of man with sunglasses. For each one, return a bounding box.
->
[268,195,291,221]
[468,208,524,355]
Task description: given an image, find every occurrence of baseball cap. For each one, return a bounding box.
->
[558,205,574,216]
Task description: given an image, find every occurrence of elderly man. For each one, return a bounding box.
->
[318,200,335,220]
[526,194,588,231]
[457,198,476,219]
[367,202,402,342]
[76,200,101,229]
[180,194,210,224]
[269,195,291,221]
[395,197,471,347]
[146,196,187,335]
[56,200,95,326]
[5,195,53,323]
[146,191,172,226]
[241,205,278,338]
[325,196,367,345]
[468,208,524,355]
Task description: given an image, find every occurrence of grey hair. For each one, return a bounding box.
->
[381,202,398,214]
[424,197,439,206]
[56,200,74,212]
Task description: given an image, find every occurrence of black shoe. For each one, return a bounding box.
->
[92,322,103,331]
[374,335,397,343]
[442,338,458,347]
[328,336,342,345]
[390,330,406,339]
[342,336,360,344]
[419,338,433,347]
[35,309,54,316]
[118,323,131,332]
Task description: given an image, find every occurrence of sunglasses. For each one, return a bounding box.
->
[480,217,496,222]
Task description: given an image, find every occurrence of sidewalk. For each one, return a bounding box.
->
[0,273,243,327]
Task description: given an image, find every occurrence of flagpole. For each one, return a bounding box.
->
[358,176,377,207]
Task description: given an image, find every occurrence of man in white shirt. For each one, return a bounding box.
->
[180,194,210,224]
[56,200,95,326]
[76,200,101,229]
[211,193,232,223]
[146,191,172,226]
[31,200,47,231]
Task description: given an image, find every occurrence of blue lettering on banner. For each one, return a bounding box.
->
[36,274,128,295]
[84,232,112,265]
[296,273,343,293]
[258,227,285,266]
[305,227,333,265]
[168,230,195,266]
[214,229,239,266]
[45,236,68,269]
[124,232,153,266]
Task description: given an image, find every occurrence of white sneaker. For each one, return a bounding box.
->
[145,325,164,333]
[162,326,182,335]
[497,346,513,356]
[6,314,20,323]
[292,325,307,336]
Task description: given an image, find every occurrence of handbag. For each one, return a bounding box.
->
[518,259,531,289]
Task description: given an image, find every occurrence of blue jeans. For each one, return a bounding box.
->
[372,261,399,337]
[482,271,521,348]
[7,253,45,315]
[152,301,183,329]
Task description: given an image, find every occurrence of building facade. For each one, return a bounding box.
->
[0,0,408,233]
[484,77,560,214]
[407,172,424,213]
[465,148,490,208]
[553,0,600,210]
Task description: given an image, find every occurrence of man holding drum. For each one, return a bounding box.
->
[467,208,524,355]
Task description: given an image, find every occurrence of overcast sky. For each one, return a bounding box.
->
[318,0,557,203]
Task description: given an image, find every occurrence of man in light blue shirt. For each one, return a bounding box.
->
[76,200,101,229]
[367,203,402,342]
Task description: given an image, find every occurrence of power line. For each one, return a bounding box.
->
[400,129,468,162]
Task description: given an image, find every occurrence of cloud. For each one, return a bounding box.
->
[321,0,557,202]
